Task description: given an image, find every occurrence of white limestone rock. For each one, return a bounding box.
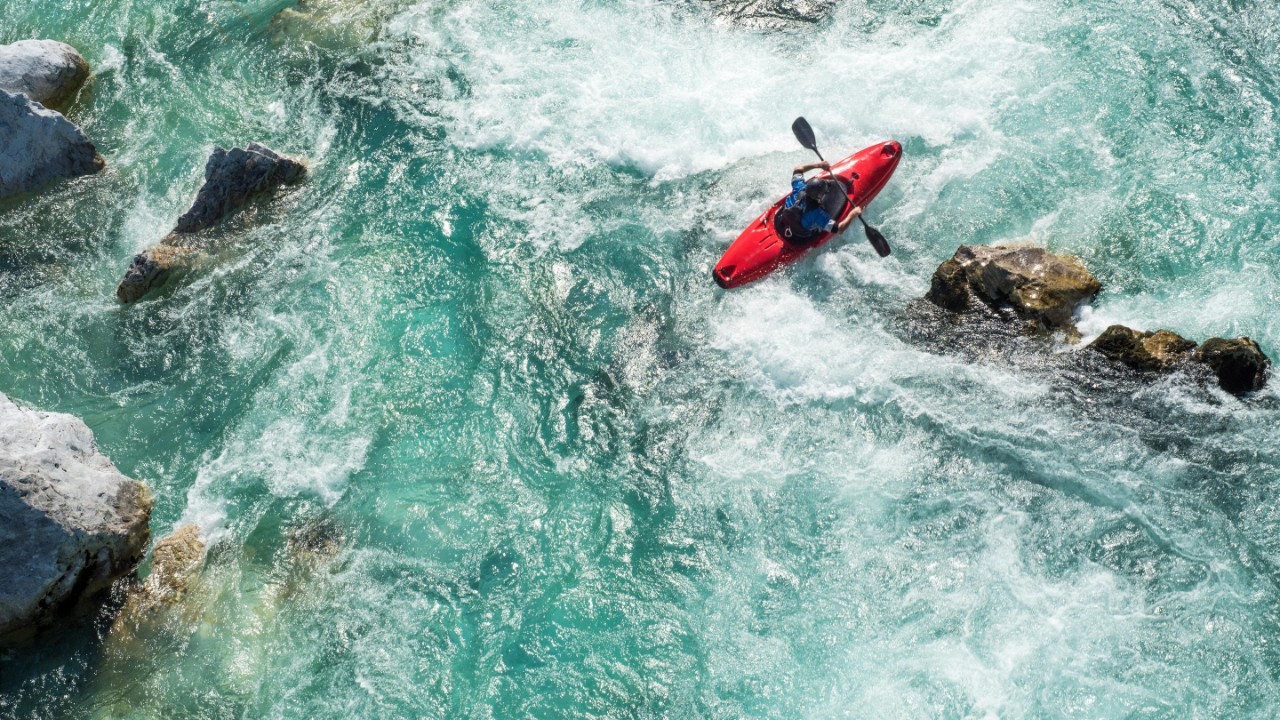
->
[0,40,90,108]
[0,89,105,200]
[0,393,152,645]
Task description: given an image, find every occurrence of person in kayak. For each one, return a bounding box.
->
[775,161,862,243]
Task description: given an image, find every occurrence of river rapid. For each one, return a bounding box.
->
[3,0,1280,717]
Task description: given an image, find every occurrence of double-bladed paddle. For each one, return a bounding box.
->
[791,116,891,257]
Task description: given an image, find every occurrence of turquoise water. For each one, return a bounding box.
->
[3,0,1280,716]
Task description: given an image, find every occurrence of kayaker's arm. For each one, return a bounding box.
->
[836,206,863,234]
[793,161,830,175]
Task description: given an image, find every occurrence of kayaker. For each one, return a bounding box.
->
[776,161,862,243]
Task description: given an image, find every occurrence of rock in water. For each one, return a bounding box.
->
[1088,325,1198,372]
[174,143,307,234]
[926,245,1102,332]
[116,245,198,304]
[703,0,837,28]
[0,89,105,200]
[116,143,305,303]
[111,525,205,635]
[0,393,152,644]
[1195,337,1271,395]
[0,40,90,109]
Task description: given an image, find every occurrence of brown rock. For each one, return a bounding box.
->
[926,245,1101,332]
[115,244,198,303]
[1195,337,1270,395]
[109,525,205,638]
[1088,325,1197,372]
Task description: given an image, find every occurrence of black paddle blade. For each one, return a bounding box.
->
[865,224,891,257]
[791,117,818,152]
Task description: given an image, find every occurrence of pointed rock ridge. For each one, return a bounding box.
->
[1195,337,1270,395]
[0,40,90,109]
[1087,326,1270,395]
[0,89,105,200]
[116,143,306,303]
[174,143,307,234]
[1088,325,1198,372]
[0,392,152,646]
[926,244,1102,334]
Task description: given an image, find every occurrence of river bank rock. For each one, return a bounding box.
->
[0,89,105,200]
[1195,337,1270,395]
[1087,326,1271,395]
[926,244,1101,333]
[0,393,152,645]
[0,40,90,109]
[117,143,305,303]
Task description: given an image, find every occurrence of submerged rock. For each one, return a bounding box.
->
[111,525,205,633]
[0,393,152,645]
[703,0,837,28]
[270,0,389,49]
[0,89,105,200]
[0,40,90,109]
[1195,337,1270,395]
[117,143,305,303]
[926,244,1101,333]
[1088,325,1197,372]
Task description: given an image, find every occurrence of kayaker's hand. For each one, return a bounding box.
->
[818,161,831,171]
[850,205,863,217]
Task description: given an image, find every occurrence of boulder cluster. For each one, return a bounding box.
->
[0,40,103,200]
[926,244,1272,395]
[0,39,298,646]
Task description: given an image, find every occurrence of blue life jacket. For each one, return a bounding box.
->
[777,175,837,241]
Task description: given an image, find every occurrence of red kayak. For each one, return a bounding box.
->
[713,140,902,289]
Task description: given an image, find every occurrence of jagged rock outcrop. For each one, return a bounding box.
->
[926,244,1102,333]
[1195,337,1270,395]
[704,0,836,28]
[174,144,307,234]
[0,40,90,108]
[116,143,306,303]
[0,393,151,645]
[0,89,104,199]
[1088,325,1197,372]
[1087,326,1270,395]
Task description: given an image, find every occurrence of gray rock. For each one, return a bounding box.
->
[702,0,837,28]
[1195,337,1270,395]
[0,393,152,645]
[0,40,90,109]
[174,143,306,234]
[926,245,1102,334]
[117,143,305,303]
[0,89,105,199]
[110,524,205,638]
